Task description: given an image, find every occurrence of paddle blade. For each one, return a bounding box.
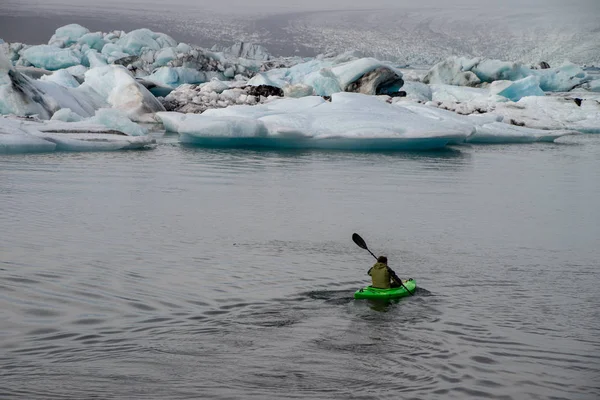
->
[352,233,368,250]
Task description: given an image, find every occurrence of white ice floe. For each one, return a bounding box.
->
[469,122,577,143]
[399,102,577,143]
[0,116,155,154]
[156,92,472,150]
[490,96,600,133]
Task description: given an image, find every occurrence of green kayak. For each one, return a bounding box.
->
[354,279,417,300]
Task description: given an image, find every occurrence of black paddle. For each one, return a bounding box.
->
[352,233,414,296]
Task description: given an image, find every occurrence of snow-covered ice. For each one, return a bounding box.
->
[157,93,472,150]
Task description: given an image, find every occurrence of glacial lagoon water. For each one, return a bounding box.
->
[1,135,599,399]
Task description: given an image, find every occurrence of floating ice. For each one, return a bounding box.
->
[0,117,56,153]
[88,108,148,136]
[469,122,577,143]
[489,76,544,102]
[490,96,600,133]
[400,102,575,143]
[157,93,471,150]
[0,116,154,153]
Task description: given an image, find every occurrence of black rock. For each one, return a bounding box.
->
[244,85,284,97]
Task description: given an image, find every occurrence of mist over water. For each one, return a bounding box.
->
[1,135,599,399]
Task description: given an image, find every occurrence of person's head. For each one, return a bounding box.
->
[377,256,388,264]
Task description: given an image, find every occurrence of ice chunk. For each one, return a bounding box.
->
[283,84,315,98]
[200,78,231,94]
[489,76,544,101]
[469,122,577,143]
[89,108,148,136]
[249,57,403,97]
[78,65,165,121]
[533,62,590,92]
[397,81,432,102]
[35,132,155,151]
[51,108,84,122]
[471,59,529,82]
[66,65,88,81]
[154,47,177,67]
[580,79,600,92]
[21,45,82,71]
[157,92,472,150]
[430,84,490,103]
[490,96,600,133]
[49,24,90,47]
[423,57,481,86]
[146,67,207,88]
[213,42,271,61]
[101,43,130,63]
[426,56,593,92]
[0,117,56,153]
[116,29,177,56]
[77,32,107,52]
[86,50,108,68]
[40,69,80,88]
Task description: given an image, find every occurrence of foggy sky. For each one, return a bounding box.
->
[4,0,596,15]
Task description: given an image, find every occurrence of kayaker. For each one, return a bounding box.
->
[368,256,402,289]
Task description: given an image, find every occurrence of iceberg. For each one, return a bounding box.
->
[157,93,471,150]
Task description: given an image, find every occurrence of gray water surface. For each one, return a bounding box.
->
[1,136,599,399]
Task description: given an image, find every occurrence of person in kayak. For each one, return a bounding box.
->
[368,256,402,289]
